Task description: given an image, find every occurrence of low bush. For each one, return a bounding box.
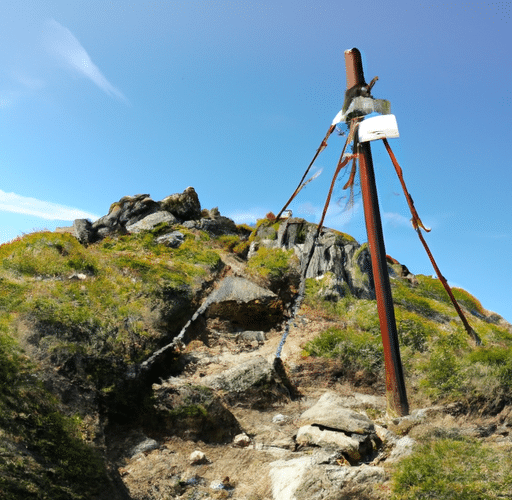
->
[392,437,512,499]
[247,247,297,281]
[303,326,383,379]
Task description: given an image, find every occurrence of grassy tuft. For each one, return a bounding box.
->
[303,326,383,378]
[247,247,297,281]
[392,437,512,499]
[1,232,98,277]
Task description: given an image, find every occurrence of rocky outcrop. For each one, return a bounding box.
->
[73,187,238,243]
[73,218,94,244]
[154,230,185,248]
[295,391,379,465]
[92,193,160,240]
[249,217,376,299]
[198,206,239,235]
[297,392,375,435]
[160,186,201,220]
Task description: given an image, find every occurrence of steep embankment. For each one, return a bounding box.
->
[1,188,512,499]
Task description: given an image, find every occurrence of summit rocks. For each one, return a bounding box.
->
[74,187,203,243]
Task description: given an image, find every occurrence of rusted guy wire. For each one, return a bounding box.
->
[381,138,481,345]
[275,124,336,221]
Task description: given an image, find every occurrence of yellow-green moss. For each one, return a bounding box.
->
[332,228,357,244]
[247,246,296,280]
[1,232,98,277]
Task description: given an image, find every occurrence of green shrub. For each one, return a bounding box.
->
[418,332,467,400]
[451,287,485,315]
[396,314,434,353]
[350,299,381,334]
[303,326,383,376]
[216,235,240,252]
[468,346,512,387]
[0,328,21,392]
[414,276,485,315]
[392,278,451,321]
[392,437,512,499]
[303,276,353,318]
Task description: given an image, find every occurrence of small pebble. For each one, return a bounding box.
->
[210,480,225,490]
[190,450,208,465]
[272,414,288,425]
[233,433,251,447]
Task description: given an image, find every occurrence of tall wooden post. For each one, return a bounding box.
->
[344,48,409,416]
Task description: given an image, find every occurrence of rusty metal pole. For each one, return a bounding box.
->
[344,48,409,416]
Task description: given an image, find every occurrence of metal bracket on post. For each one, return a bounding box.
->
[344,48,409,417]
[332,97,391,125]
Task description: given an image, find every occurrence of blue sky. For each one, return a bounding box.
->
[1,1,511,322]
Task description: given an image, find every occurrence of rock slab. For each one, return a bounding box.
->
[296,425,360,459]
[297,391,375,435]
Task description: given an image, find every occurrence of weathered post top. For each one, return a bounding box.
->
[345,47,365,90]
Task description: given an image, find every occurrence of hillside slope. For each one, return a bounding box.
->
[1,190,512,499]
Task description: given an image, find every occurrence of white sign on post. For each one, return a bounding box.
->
[358,114,399,143]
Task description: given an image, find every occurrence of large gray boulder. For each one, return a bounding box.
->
[202,356,274,393]
[118,194,160,226]
[203,276,283,331]
[199,216,238,235]
[155,231,185,248]
[73,219,93,245]
[160,186,201,220]
[269,455,387,500]
[295,464,388,500]
[205,276,277,305]
[201,356,289,408]
[90,194,159,240]
[295,425,360,457]
[297,391,375,435]
[126,211,178,233]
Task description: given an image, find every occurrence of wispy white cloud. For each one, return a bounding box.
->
[297,200,361,228]
[12,72,45,91]
[382,211,412,228]
[471,230,511,240]
[43,19,128,103]
[226,198,361,230]
[0,91,18,109]
[0,72,45,108]
[0,190,99,221]
[226,208,266,225]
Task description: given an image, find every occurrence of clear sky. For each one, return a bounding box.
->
[1,1,511,322]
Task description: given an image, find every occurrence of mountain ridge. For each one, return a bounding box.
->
[1,187,512,499]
